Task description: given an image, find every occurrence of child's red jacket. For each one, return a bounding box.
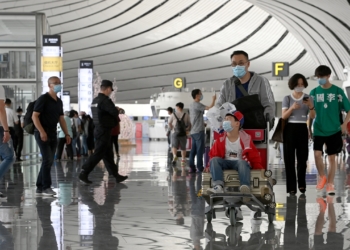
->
[208,130,263,169]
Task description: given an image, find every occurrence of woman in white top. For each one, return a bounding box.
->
[282,73,314,195]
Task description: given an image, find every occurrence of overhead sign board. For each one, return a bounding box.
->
[173,77,186,89]
[272,62,289,77]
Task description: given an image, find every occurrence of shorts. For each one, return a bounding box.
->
[314,131,342,156]
[171,133,187,150]
[314,232,343,250]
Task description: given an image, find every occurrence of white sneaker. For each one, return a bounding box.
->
[207,185,224,194]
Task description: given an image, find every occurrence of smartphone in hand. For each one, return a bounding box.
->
[303,97,309,101]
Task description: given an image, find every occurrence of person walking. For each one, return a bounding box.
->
[79,80,128,184]
[282,74,313,195]
[189,89,216,173]
[309,65,350,195]
[166,107,173,149]
[168,102,191,166]
[55,111,74,161]
[86,115,95,155]
[14,107,24,161]
[32,76,71,196]
[0,86,15,199]
[4,99,19,149]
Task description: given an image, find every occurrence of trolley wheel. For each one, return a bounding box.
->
[269,202,276,209]
[206,213,212,223]
[268,213,275,223]
[264,170,273,178]
[225,208,230,218]
[272,179,277,185]
[230,207,236,226]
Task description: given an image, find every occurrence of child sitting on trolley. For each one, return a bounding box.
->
[204,110,264,201]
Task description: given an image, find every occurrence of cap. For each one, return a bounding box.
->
[226,110,244,127]
[101,80,114,91]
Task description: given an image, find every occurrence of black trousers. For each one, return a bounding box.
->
[283,123,308,193]
[15,131,23,159]
[56,137,73,160]
[9,127,17,154]
[111,134,119,154]
[82,126,119,176]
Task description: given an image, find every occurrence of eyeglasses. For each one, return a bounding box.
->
[231,61,248,67]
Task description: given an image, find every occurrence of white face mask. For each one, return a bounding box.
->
[294,87,305,93]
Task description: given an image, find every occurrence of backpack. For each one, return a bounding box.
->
[173,113,187,137]
[23,101,36,134]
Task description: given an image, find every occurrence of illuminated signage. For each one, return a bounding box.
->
[78,61,93,115]
[41,35,62,94]
[62,91,70,112]
[173,77,186,89]
[272,62,289,77]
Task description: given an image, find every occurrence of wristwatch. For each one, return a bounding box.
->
[3,130,9,132]
[65,134,70,137]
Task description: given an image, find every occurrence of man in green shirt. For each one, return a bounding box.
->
[309,65,350,195]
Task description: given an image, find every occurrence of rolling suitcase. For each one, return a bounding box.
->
[202,170,275,204]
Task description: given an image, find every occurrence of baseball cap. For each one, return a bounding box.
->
[226,110,244,127]
[101,80,114,91]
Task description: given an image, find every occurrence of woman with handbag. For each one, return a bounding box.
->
[281,73,313,195]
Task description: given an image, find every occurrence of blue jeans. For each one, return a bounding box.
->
[35,131,57,190]
[0,128,15,180]
[81,135,88,155]
[72,135,81,156]
[209,157,251,187]
[189,131,205,171]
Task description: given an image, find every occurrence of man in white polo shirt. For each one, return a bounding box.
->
[5,98,19,145]
[0,87,15,199]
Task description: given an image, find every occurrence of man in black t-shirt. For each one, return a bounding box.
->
[32,76,71,196]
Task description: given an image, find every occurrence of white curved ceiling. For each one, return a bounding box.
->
[0,0,349,103]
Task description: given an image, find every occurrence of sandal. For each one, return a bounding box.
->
[299,187,306,194]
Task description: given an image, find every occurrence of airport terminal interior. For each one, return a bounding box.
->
[1,0,350,249]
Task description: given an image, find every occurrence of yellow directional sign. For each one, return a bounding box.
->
[41,57,62,72]
[173,77,185,89]
[272,62,289,77]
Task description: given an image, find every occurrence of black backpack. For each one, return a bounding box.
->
[23,101,36,134]
[174,113,187,137]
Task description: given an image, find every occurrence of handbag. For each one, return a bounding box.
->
[271,118,286,143]
[232,77,266,129]
[271,96,290,143]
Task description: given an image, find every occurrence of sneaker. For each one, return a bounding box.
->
[207,185,224,194]
[188,168,196,173]
[116,175,128,183]
[0,192,7,200]
[36,189,43,196]
[326,183,335,195]
[79,172,92,185]
[240,185,251,203]
[316,175,327,190]
[172,156,178,165]
[181,159,186,166]
[42,188,57,196]
[316,197,327,213]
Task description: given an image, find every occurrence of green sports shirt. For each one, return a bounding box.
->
[310,85,350,137]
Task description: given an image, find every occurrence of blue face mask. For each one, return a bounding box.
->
[54,84,62,93]
[223,121,233,132]
[232,66,246,78]
[200,95,203,101]
[318,78,327,85]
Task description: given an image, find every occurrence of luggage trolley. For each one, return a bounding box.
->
[202,114,277,226]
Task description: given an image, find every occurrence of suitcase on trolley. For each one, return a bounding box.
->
[202,169,275,204]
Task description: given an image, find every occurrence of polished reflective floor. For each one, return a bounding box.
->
[0,140,350,249]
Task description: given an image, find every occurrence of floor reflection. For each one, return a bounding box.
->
[0,141,349,249]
